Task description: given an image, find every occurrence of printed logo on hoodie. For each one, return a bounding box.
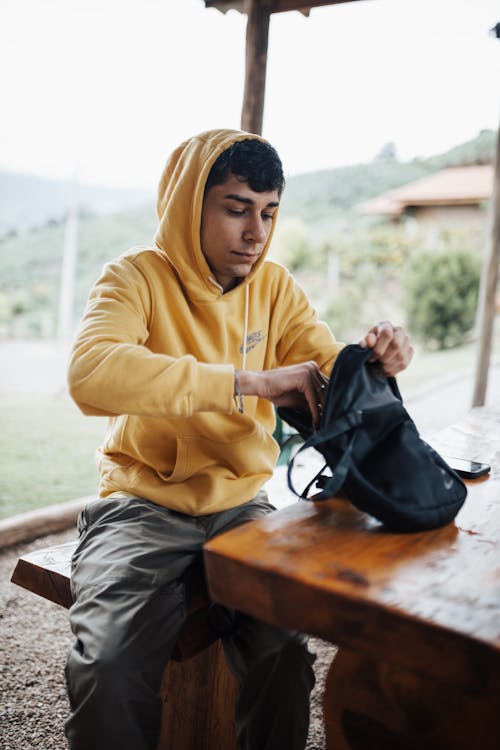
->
[240,330,267,355]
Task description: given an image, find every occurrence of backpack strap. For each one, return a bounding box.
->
[313,436,355,499]
[296,461,329,500]
[306,410,364,448]
[287,400,411,501]
[286,410,363,499]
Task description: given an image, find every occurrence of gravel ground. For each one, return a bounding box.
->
[0,529,75,750]
[0,526,336,750]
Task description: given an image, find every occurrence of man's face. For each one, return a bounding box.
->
[200,174,280,292]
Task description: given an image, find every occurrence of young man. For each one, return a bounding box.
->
[65,129,413,750]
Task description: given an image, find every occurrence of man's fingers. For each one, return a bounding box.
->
[369,321,395,359]
[312,370,329,397]
[359,332,377,350]
[359,322,413,376]
[360,322,394,357]
[381,341,414,376]
[305,388,320,429]
[304,363,326,427]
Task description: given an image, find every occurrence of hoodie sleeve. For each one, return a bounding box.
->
[269,266,344,374]
[67,258,235,418]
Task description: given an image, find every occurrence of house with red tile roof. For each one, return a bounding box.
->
[359,165,493,230]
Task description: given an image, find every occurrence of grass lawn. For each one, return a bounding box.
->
[0,394,105,520]
[398,319,499,393]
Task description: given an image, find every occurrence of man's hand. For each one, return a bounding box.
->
[360,321,413,376]
[237,362,328,428]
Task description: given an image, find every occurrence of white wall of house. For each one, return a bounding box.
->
[406,203,488,230]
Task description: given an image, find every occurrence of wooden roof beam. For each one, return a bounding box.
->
[205,1,357,14]
[271,0,356,11]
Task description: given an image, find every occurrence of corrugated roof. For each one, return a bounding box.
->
[359,165,494,217]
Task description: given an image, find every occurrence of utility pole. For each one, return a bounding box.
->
[57,177,78,341]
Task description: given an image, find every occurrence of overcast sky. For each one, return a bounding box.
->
[1,0,498,188]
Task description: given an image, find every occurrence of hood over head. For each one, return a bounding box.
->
[154,129,280,302]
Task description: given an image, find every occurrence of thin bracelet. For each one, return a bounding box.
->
[234,370,244,414]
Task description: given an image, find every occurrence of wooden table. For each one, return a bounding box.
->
[204,406,500,749]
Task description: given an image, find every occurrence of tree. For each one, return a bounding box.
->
[374,141,398,162]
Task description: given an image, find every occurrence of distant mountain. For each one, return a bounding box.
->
[0,170,153,238]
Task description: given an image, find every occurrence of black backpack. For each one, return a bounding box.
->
[278,344,467,532]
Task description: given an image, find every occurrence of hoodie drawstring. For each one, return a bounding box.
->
[242,284,249,371]
[234,285,249,414]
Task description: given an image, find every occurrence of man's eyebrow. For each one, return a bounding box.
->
[224,193,280,208]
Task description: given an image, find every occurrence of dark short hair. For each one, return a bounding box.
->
[205,138,285,196]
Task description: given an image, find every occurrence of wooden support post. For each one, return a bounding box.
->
[472,124,500,407]
[241,0,273,134]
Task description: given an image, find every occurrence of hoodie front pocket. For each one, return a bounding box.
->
[154,430,277,486]
[155,437,192,484]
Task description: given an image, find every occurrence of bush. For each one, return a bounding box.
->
[268,217,312,271]
[323,281,366,342]
[404,250,480,350]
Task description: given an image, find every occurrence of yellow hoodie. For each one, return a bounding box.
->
[68,129,343,515]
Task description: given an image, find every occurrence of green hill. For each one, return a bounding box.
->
[425,128,496,169]
[0,204,156,338]
[280,160,431,231]
[0,129,495,339]
[280,129,496,235]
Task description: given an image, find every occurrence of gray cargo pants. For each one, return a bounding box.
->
[65,492,315,750]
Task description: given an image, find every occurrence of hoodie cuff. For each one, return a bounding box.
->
[195,363,235,413]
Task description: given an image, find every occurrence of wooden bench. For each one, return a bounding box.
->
[11,541,238,750]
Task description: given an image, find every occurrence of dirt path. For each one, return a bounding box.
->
[0,340,69,397]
